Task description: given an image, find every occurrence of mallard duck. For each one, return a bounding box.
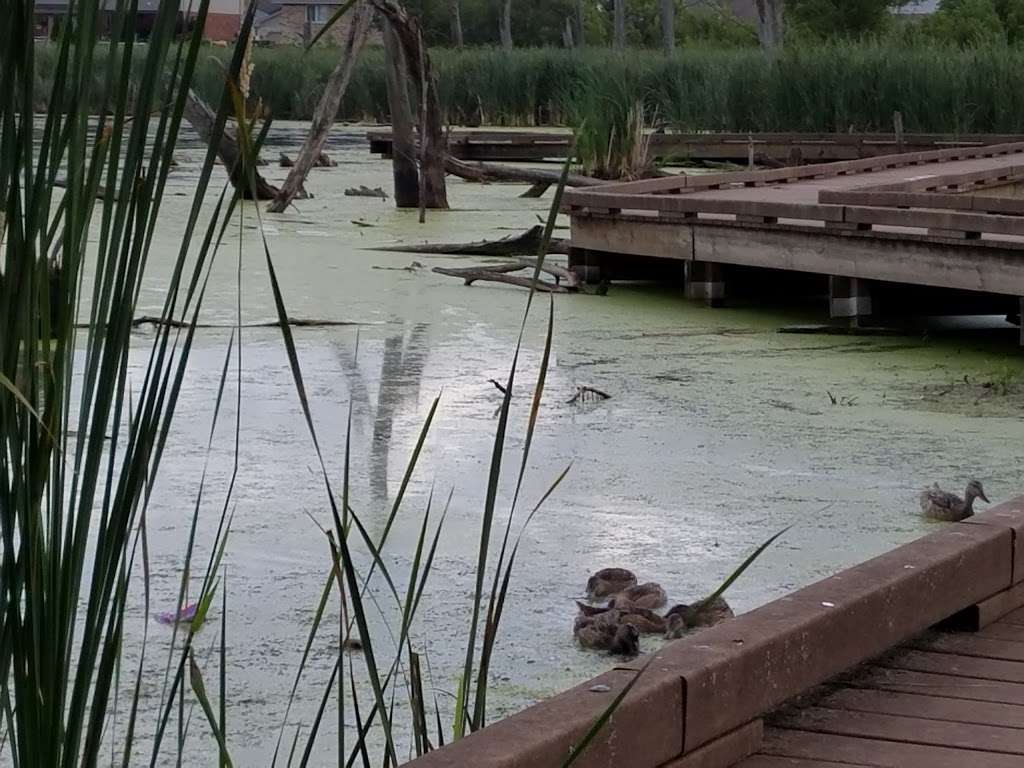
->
[575,601,666,635]
[574,617,640,657]
[920,480,990,522]
[664,597,735,639]
[611,582,668,611]
[586,568,638,600]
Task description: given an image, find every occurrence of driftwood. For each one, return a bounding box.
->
[431,259,607,295]
[433,267,569,293]
[370,0,448,209]
[183,89,278,200]
[372,225,568,257]
[120,316,364,329]
[445,156,604,188]
[267,0,374,212]
[279,151,336,169]
[345,185,388,199]
[567,386,611,404]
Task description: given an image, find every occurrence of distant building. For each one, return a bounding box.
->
[894,0,940,14]
[254,0,362,45]
[33,0,242,41]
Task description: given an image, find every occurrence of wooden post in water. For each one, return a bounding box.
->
[829,276,873,328]
[894,111,905,155]
[685,262,726,307]
[383,23,419,209]
[748,133,755,170]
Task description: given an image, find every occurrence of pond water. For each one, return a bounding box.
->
[83,122,1024,765]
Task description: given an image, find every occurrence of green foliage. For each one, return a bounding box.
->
[787,0,900,39]
[922,0,1006,44]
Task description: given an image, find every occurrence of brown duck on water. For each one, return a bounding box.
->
[576,601,667,635]
[573,611,640,656]
[920,480,989,522]
[585,568,638,599]
[611,582,668,611]
[663,597,735,639]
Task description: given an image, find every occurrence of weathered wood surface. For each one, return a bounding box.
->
[405,499,1024,768]
[368,129,1024,164]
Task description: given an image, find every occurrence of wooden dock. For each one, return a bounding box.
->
[405,498,1024,768]
[564,141,1024,332]
[367,129,1024,165]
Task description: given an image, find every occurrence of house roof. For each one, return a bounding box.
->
[894,0,939,13]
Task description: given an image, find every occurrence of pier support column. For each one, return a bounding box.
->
[568,247,603,284]
[829,277,873,326]
[685,261,726,307]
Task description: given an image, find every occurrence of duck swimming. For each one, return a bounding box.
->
[573,615,640,656]
[586,568,638,600]
[920,480,990,522]
[664,597,735,639]
[575,601,666,634]
[611,582,668,611]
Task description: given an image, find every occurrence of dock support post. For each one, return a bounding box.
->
[1020,297,1024,347]
[568,247,602,284]
[829,277,873,326]
[685,261,725,307]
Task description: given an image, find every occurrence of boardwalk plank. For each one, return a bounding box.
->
[1001,606,1024,626]
[852,666,1024,705]
[761,727,1024,767]
[980,622,1024,641]
[881,649,1024,683]
[773,707,1024,753]
[816,687,1024,729]
[736,756,872,768]
[911,632,1024,661]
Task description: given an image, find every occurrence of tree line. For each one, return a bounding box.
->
[399,0,1024,51]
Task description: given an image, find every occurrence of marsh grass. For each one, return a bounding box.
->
[34,42,1024,132]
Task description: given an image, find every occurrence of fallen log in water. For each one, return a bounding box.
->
[445,156,605,188]
[432,266,569,293]
[371,224,569,257]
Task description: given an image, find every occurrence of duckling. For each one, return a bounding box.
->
[575,601,666,635]
[574,618,640,657]
[611,582,668,611]
[586,568,637,600]
[920,480,990,522]
[664,597,735,639]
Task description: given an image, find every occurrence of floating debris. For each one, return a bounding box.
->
[345,185,387,199]
[156,603,198,625]
[567,386,611,405]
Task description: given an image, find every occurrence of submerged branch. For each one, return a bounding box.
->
[371,225,569,257]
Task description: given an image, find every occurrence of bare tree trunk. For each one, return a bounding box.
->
[562,16,574,48]
[448,0,464,47]
[370,0,448,209]
[613,0,626,50]
[383,22,420,208]
[183,89,278,200]
[267,1,374,213]
[499,0,513,49]
[660,0,674,55]
[575,0,585,46]
[754,0,784,51]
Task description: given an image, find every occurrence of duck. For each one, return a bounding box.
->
[611,582,668,611]
[920,480,990,522]
[586,568,638,600]
[574,616,640,657]
[575,601,667,635]
[664,597,735,639]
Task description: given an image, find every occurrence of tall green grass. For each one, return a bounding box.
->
[33,41,1024,132]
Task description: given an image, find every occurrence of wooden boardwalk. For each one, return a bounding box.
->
[743,611,1024,767]
[367,129,1024,165]
[564,141,1024,329]
[404,498,1024,768]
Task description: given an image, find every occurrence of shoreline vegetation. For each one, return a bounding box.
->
[33,42,1024,133]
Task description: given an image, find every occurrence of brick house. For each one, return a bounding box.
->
[33,0,241,41]
[254,0,363,45]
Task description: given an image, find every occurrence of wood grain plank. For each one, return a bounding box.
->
[1001,606,1024,626]
[762,727,1024,767]
[816,687,1024,729]
[736,756,873,768]
[912,632,1024,662]
[773,707,1024,754]
[852,666,1024,706]
[881,649,1024,683]
[981,622,1024,642]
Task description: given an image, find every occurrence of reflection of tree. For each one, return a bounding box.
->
[371,324,429,501]
[334,325,429,505]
